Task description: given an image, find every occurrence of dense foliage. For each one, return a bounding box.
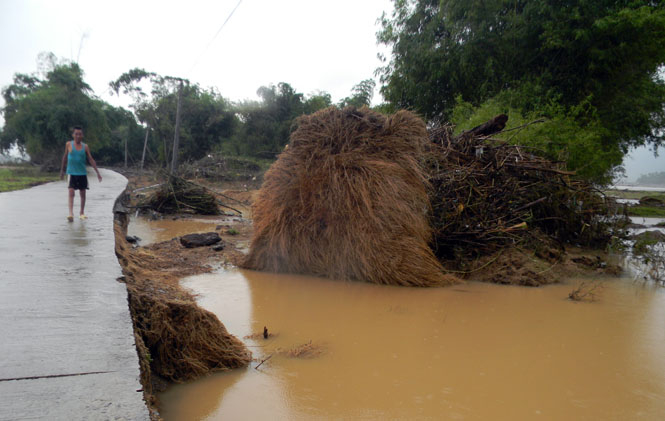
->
[378,0,665,182]
[227,83,318,157]
[1,55,143,167]
[111,71,359,161]
[1,57,373,168]
[227,81,372,157]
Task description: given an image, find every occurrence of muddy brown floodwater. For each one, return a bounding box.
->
[156,267,665,420]
[128,215,247,245]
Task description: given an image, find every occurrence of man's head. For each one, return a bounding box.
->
[73,126,83,143]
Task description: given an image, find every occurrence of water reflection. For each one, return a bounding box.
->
[630,217,665,235]
[63,220,90,248]
[128,215,242,245]
[161,271,665,420]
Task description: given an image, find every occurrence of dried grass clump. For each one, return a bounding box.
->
[128,292,251,382]
[113,209,251,388]
[243,106,457,287]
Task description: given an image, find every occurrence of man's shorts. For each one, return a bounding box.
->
[68,175,89,190]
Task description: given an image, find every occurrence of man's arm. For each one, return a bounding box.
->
[85,145,102,182]
[60,143,69,180]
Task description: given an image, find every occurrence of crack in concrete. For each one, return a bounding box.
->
[0,371,113,382]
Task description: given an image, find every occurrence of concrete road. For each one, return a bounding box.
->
[0,169,149,420]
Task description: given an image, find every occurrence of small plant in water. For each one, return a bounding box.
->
[606,235,627,254]
[568,280,604,302]
[283,340,324,358]
[631,231,665,285]
[227,228,239,236]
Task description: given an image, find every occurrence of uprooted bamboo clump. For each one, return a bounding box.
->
[243,106,458,287]
[426,117,617,263]
[139,174,220,215]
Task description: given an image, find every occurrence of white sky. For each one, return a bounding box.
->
[620,145,665,183]
[1,0,663,180]
[0,0,393,109]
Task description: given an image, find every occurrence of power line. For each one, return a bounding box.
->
[188,0,243,76]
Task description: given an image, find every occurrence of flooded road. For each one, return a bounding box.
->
[159,269,665,420]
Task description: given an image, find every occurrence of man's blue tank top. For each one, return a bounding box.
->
[66,141,87,175]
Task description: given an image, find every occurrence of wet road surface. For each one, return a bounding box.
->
[0,169,148,420]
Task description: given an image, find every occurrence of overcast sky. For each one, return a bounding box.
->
[1,0,663,181]
[0,0,393,108]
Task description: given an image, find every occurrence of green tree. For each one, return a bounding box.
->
[110,69,237,166]
[339,79,376,108]
[378,0,665,180]
[96,104,145,165]
[449,95,625,182]
[110,68,179,166]
[1,55,111,167]
[303,90,333,115]
[228,83,329,158]
[153,84,236,163]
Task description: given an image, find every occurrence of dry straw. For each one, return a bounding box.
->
[243,106,458,287]
[128,292,251,382]
[113,212,251,385]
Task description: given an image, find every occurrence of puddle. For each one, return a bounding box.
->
[158,270,665,420]
[127,215,243,245]
[629,217,665,234]
[615,198,640,205]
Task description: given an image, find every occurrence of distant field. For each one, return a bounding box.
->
[0,166,59,192]
[605,189,665,217]
[627,206,665,217]
[604,190,665,201]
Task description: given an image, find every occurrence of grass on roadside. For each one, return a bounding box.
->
[0,166,60,192]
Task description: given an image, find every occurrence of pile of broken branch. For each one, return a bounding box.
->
[426,115,618,262]
[138,174,241,215]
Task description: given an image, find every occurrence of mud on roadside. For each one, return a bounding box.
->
[112,178,256,419]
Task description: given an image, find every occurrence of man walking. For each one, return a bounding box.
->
[59,126,102,221]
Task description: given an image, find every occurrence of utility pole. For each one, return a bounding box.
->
[140,124,149,172]
[171,80,183,174]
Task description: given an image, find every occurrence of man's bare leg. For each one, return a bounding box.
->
[68,188,75,220]
[79,189,86,216]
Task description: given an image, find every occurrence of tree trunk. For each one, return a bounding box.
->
[456,114,509,139]
[140,125,149,171]
[171,81,183,174]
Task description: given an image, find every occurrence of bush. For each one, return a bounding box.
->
[450,94,623,184]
